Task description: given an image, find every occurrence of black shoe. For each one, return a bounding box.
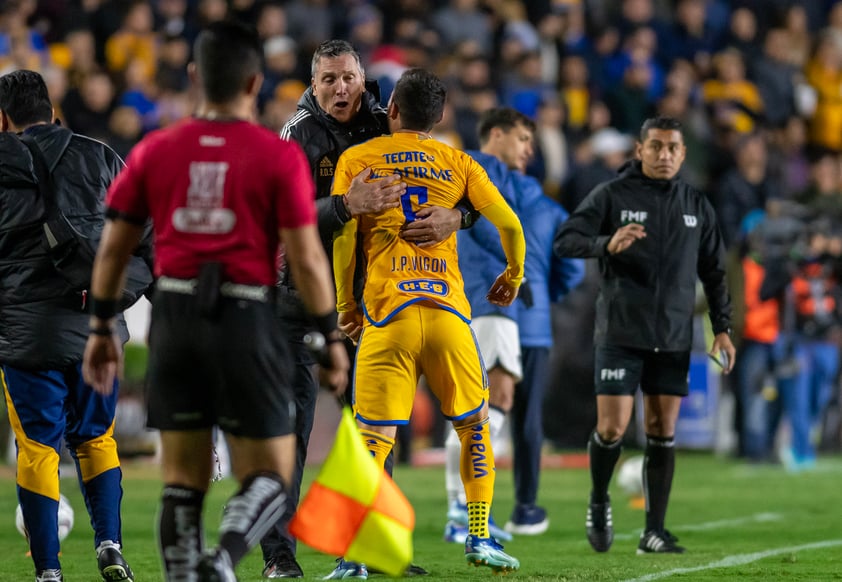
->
[263,549,304,578]
[637,529,686,554]
[586,496,614,552]
[97,542,135,582]
[197,549,239,582]
[403,564,429,576]
[35,569,63,582]
[367,563,429,576]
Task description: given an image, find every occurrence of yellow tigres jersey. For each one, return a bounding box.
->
[332,132,506,324]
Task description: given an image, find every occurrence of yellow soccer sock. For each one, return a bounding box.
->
[455,418,495,538]
[359,430,395,469]
[467,501,491,539]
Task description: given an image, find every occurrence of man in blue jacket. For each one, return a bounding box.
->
[507,167,585,534]
[444,107,584,540]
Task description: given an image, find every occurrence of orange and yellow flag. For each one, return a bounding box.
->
[290,408,415,576]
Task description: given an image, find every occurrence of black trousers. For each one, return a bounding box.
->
[260,320,318,559]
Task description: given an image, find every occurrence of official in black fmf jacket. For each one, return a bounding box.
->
[554,116,736,556]
[265,40,469,579]
[0,69,149,582]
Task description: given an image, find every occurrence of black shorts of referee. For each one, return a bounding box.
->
[146,286,296,438]
[593,344,690,397]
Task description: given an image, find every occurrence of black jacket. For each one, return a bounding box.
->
[280,82,389,249]
[278,82,391,332]
[554,160,732,351]
[0,124,132,369]
[277,82,478,327]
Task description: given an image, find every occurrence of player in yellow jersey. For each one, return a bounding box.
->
[332,68,524,573]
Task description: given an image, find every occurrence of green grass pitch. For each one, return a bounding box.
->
[0,452,840,581]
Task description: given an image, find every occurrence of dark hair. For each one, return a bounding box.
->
[392,68,446,132]
[193,20,263,104]
[0,69,53,127]
[311,39,363,78]
[476,107,536,145]
[639,115,683,142]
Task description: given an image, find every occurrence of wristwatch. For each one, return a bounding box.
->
[458,205,475,229]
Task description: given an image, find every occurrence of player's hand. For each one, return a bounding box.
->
[338,310,364,344]
[607,223,646,254]
[400,206,461,247]
[710,332,736,375]
[82,334,123,395]
[486,272,519,306]
[319,340,350,396]
[344,167,405,215]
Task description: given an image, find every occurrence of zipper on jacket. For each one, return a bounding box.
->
[653,191,664,352]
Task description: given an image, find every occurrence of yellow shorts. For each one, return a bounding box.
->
[353,303,488,425]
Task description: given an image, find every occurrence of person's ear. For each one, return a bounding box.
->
[245,72,263,98]
[387,101,399,120]
[187,62,198,86]
[0,111,8,132]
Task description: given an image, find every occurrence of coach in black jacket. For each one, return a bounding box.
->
[281,74,390,249]
[554,116,736,556]
[263,40,467,579]
[0,69,147,582]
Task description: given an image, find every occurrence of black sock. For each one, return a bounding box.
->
[644,434,675,533]
[219,472,288,567]
[159,485,205,580]
[588,431,622,504]
[384,449,395,477]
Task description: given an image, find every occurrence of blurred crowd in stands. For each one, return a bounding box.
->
[4,0,842,464]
